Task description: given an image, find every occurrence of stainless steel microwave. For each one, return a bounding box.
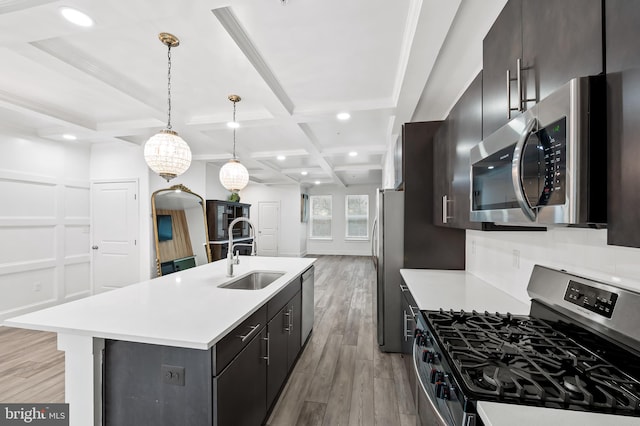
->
[469,75,606,225]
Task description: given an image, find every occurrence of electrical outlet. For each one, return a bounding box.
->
[161,365,185,386]
[34,281,42,292]
[512,249,520,269]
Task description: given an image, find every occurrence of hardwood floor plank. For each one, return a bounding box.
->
[373,377,401,426]
[295,401,327,426]
[321,345,356,426]
[305,333,344,403]
[347,360,375,426]
[392,354,415,415]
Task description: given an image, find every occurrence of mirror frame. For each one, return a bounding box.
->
[151,184,212,276]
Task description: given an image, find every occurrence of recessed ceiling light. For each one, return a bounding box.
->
[315,180,321,185]
[488,166,495,170]
[227,121,239,129]
[62,134,77,141]
[60,7,94,27]
[348,151,358,157]
[277,155,286,161]
[301,171,308,176]
[337,112,351,121]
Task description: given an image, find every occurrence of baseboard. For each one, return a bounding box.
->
[306,249,372,256]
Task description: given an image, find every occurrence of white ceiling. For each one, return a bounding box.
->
[0,0,506,187]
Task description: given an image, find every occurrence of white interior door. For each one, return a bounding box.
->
[258,201,279,257]
[91,181,139,293]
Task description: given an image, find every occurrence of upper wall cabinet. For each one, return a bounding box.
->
[482,0,603,138]
[433,72,483,230]
[606,0,640,247]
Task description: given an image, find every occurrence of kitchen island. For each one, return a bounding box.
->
[4,256,315,426]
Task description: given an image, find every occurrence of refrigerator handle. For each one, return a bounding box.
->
[371,217,378,268]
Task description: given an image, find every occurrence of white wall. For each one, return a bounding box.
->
[306,184,377,256]
[0,131,91,320]
[466,228,640,304]
[240,182,305,257]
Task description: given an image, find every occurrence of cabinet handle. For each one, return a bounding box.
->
[288,307,294,335]
[284,310,291,333]
[409,305,420,319]
[238,324,261,342]
[516,58,536,112]
[506,68,519,119]
[442,195,453,224]
[403,311,414,341]
[262,333,270,366]
[400,284,409,292]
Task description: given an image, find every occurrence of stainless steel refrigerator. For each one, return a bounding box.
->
[372,188,404,353]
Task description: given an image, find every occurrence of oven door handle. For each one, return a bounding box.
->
[512,117,537,222]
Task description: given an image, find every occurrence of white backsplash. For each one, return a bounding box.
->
[466,228,640,304]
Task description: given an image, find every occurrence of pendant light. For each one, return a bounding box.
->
[144,33,192,182]
[219,95,249,192]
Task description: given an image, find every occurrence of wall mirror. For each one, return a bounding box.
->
[151,184,212,276]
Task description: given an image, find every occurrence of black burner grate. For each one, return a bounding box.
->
[424,309,640,413]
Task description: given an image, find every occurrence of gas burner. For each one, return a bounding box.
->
[563,375,587,394]
[482,366,532,390]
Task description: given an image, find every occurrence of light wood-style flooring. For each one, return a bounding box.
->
[0,255,414,425]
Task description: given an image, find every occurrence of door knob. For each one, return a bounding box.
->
[92,245,99,250]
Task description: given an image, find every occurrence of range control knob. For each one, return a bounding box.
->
[414,328,423,338]
[430,369,444,384]
[422,350,435,363]
[437,383,451,400]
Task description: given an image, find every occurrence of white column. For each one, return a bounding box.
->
[57,334,105,426]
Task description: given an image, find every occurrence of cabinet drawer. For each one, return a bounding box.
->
[267,277,301,321]
[214,304,266,375]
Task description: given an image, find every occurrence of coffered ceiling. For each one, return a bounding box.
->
[0,0,505,187]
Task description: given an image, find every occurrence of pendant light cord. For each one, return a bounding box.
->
[232,100,237,159]
[167,45,172,130]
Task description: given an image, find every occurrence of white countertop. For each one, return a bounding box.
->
[399,269,530,314]
[478,401,640,425]
[4,256,315,350]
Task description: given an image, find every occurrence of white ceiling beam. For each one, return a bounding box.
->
[298,123,346,187]
[250,149,308,159]
[321,146,387,156]
[334,164,383,172]
[212,7,295,115]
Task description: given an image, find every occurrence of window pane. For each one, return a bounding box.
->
[312,219,331,237]
[347,218,368,237]
[310,195,332,238]
[345,194,368,238]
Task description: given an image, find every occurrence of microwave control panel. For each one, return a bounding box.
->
[540,117,567,205]
[564,280,618,318]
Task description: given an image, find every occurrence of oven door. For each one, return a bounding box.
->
[413,338,450,426]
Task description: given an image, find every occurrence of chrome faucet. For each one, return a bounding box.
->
[227,217,257,277]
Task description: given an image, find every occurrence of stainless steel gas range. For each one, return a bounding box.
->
[412,265,640,425]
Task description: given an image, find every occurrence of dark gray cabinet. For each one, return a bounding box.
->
[482,0,603,138]
[402,121,466,270]
[267,290,302,408]
[215,328,267,426]
[433,72,483,230]
[606,0,640,247]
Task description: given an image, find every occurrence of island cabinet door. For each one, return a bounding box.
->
[215,328,267,426]
[266,306,290,408]
[287,290,302,369]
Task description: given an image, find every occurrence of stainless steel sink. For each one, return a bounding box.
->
[220,271,285,290]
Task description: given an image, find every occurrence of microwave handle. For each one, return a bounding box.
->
[512,118,537,222]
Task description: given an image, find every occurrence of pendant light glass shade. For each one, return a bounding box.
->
[144,33,191,182]
[144,130,192,181]
[219,159,249,192]
[219,94,249,192]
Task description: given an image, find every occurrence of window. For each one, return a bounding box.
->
[345,194,369,239]
[309,195,332,239]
